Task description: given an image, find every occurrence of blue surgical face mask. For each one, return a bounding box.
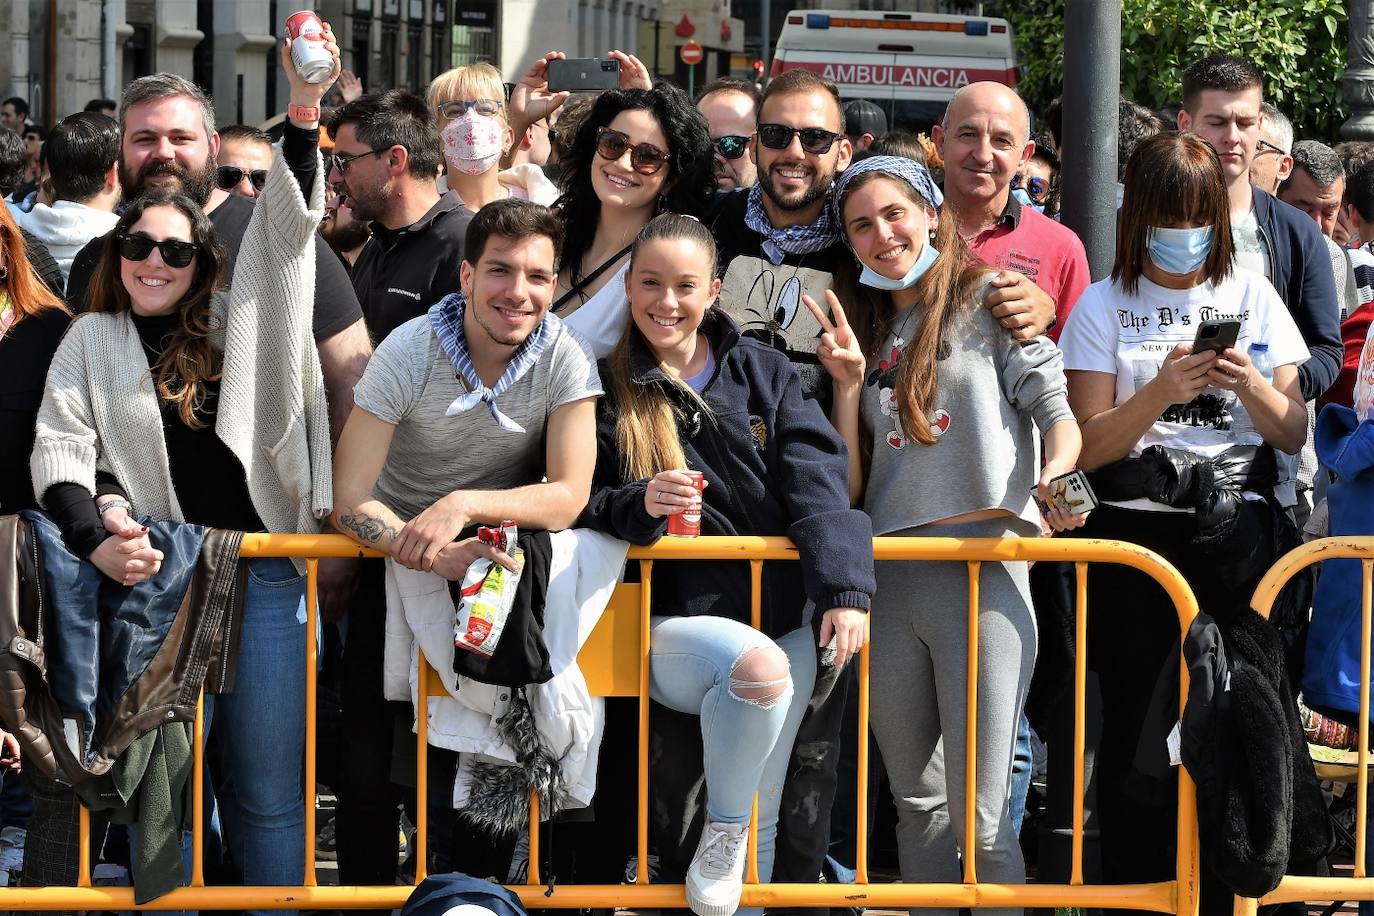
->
[1012,186,1033,207]
[1147,225,1214,275]
[859,238,941,291]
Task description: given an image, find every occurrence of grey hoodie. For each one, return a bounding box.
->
[17,200,119,285]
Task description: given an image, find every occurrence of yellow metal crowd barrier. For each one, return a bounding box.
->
[1234,536,1374,916]
[0,533,1203,912]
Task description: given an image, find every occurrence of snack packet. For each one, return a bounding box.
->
[454,520,524,658]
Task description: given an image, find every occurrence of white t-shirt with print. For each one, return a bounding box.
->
[1059,267,1309,511]
[1232,208,1271,280]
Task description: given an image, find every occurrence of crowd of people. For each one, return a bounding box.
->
[0,17,1371,916]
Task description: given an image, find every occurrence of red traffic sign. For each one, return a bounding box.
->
[680,40,703,66]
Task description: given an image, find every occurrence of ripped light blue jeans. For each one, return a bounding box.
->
[649,616,817,890]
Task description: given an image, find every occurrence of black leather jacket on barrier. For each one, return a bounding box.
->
[1089,444,1297,599]
[0,511,244,785]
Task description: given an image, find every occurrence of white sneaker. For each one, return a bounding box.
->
[685,821,748,916]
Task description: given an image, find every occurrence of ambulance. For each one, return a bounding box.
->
[769,9,1018,133]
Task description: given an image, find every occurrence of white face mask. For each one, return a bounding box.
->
[858,238,940,291]
[441,111,504,176]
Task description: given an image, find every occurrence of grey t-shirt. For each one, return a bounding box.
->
[860,281,1075,536]
[353,313,603,520]
[1232,208,1271,280]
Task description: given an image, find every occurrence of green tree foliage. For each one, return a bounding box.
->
[984,0,1349,140]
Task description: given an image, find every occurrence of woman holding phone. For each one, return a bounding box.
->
[809,155,1082,916]
[504,50,715,358]
[1056,132,1309,887]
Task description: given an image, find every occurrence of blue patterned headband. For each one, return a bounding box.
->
[831,155,944,235]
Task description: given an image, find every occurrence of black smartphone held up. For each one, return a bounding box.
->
[547,58,621,92]
[1192,319,1242,355]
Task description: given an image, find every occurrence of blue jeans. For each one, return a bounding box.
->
[649,616,816,890]
[131,558,306,915]
[212,558,307,895]
[1009,712,1033,836]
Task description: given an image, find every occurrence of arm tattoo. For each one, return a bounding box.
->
[339,510,398,544]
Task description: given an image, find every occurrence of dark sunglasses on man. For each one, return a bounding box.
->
[216,165,268,192]
[712,134,751,161]
[756,124,841,155]
[117,232,200,268]
[595,126,669,176]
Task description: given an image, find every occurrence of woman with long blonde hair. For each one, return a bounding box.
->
[579,213,873,916]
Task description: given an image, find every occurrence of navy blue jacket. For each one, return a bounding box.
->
[577,310,875,638]
[1252,187,1344,401]
[401,874,528,916]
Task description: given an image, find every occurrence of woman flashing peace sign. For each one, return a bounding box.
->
[811,155,1083,916]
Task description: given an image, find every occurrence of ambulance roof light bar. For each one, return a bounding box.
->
[793,13,999,35]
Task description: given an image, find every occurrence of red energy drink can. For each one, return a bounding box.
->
[286,10,333,83]
[666,471,705,538]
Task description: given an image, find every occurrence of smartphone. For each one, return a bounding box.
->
[1192,319,1241,355]
[1032,470,1100,517]
[547,58,621,92]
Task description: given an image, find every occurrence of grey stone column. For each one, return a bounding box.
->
[1342,0,1374,140]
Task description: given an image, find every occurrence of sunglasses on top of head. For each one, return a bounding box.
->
[117,232,199,268]
[712,134,751,160]
[595,127,669,176]
[216,165,268,192]
[756,124,841,155]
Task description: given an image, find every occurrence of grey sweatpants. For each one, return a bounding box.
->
[869,518,1036,916]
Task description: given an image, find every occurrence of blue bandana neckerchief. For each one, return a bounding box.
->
[428,292,553,433]
[744,183,842,266]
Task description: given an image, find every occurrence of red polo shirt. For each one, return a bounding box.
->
[964,193,1090,342]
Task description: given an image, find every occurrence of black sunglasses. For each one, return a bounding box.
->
[216,165,268,192]
[118,232,199,268]
[328,148,386,175]
[712,134,751,160]
[1256,138,1288,156]
[595,127,669,176]
[757,124,840,155]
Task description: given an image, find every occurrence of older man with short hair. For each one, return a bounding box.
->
[1249,102,1294,195]
[933,81,1089,338]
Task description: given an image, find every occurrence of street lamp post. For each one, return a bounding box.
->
[1059,0,1121,280]
[1342,0,1374,140]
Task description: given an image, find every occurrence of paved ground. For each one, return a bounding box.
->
[303,789,1367,916]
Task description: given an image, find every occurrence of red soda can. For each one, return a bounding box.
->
[666,471,705,538]
[286,10,333,84]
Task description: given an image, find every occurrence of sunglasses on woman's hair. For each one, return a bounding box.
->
[712,134,751,160]
[117,232,199,268]
[215,165,268,192]
[595,127,669,176]
[756,124,840,155]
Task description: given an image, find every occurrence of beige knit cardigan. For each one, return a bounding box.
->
[31,145,332,544]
